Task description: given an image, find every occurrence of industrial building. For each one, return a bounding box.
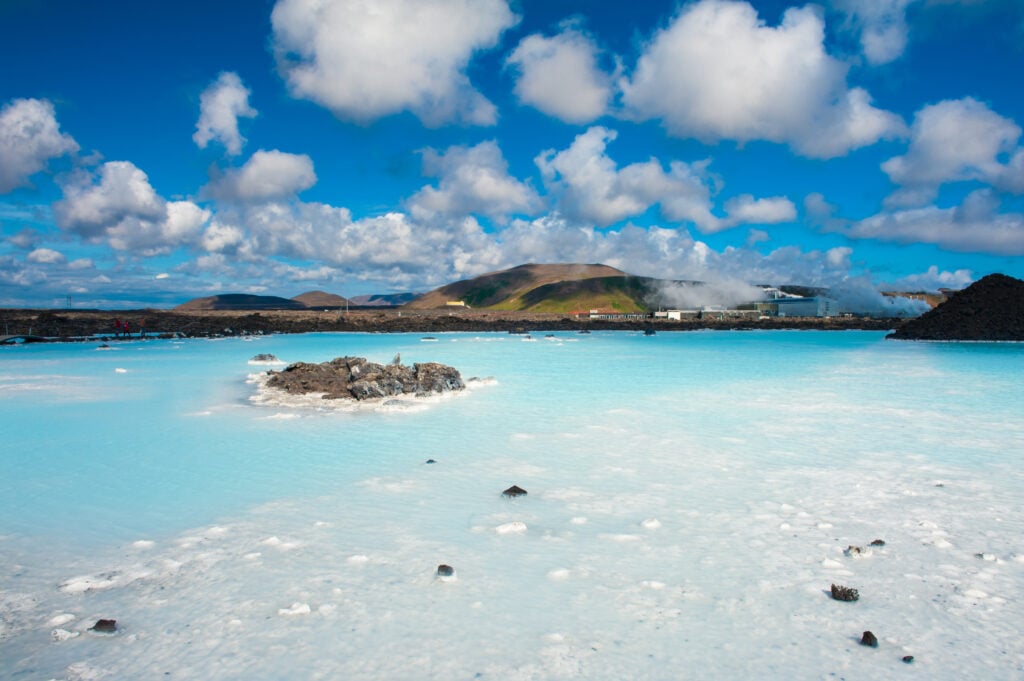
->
[755,296,839,317]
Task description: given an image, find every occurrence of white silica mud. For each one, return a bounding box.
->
[0,331,1022,679]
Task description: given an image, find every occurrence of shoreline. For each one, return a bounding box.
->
[0,308,901,343]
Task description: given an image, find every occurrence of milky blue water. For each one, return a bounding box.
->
[1,331,1022,679]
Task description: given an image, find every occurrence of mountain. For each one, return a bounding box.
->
[405,263,639,311]
[349,292,421,307]
[292,290,352,308]
[175,294,306,311]
[889,273,1024,340]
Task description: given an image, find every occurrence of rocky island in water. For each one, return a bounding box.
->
[264,356,465,401]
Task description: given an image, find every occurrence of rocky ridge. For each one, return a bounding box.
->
[0,308,899,342]
[265,356,465,401]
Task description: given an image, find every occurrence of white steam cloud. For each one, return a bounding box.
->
[827,278,929,317]
[653,278,766,310]
[651,275,929,318]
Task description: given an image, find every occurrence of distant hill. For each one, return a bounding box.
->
[349,292,421,307]
[406,263,635,311]
[516,275,660,313]
[889,273,1024,340]
[292,290,352,308]
[175,294,306,311]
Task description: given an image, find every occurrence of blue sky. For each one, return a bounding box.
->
[1,0,1023,308]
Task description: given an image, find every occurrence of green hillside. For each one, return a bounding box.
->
[504,276,658,313]
[405,263,629,310]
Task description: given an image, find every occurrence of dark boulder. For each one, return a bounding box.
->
[830,584,859,602]
[90,619,117,633]
[502,485,528,498]
[902,655,914,664]
[436,564,455,577]
[413,362,465,395]
[869,539,886,547]
[860,631,878,647]
[265,356,465,401]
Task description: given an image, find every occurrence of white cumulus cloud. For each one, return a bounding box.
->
[54,161,165,235]
[536,126,794,233]
[536,126,718,228]
[68,258,93,270]
[722,195,797,229]
[0,98,79,193]
[54,161,210,255]
[271,0,517,126]
[194,72,258,156]
[408,141,540,222]
[825,245,853,269]
[6,228,39,249]
[27,247,65,264]
[201,220,246,253]
[620,0,905,158]
[207,150,317,202]
[848,189,1024,255]
[882,265,974,292]
[506,28,613,124]
[833,0,915,65]
[202,199,503,289]
[882,97,1024,206]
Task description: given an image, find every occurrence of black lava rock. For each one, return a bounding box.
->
[425,459,437,464]
[436,564,455,577]
[889,273,1024,340]
[502,485,528,498]
[869,539,886,546]
[860,631,878,647]
[90,619,117,633]
[830,584,859,602]
[265,356,464,401]
[902,655,914,664]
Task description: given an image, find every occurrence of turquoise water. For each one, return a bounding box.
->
[1,331,1022,679]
